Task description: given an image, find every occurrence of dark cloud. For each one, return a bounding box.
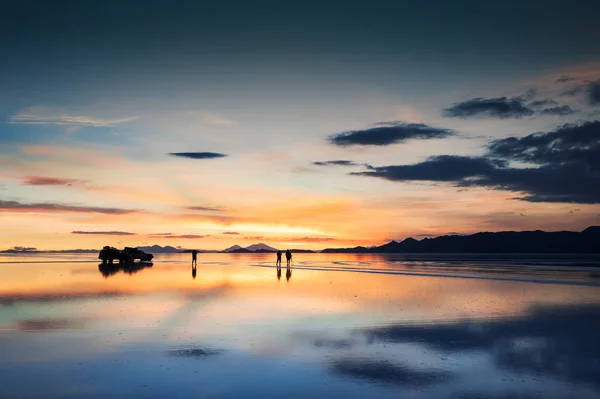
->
[222,231,241,235]
[150,234,209,239]
[487,121,600,165]
[22,176,84,186]
[353,121,600,203]
[168,152,227,159]
[556,75,577,83]
[72,231,136,235]
[444,97,535,119]
[352,156,503,182]
[528,99,558,108]
[328,122,455,147]
[588,80,600,105]
[539,105,576,115]
[0,200,139,214]
[330,359,453,387]
[313,160,375,169]
[314,160,359,166]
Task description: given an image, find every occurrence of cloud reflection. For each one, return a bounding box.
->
[330,359,453,387]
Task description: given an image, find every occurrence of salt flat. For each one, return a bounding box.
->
[1,253,599,399]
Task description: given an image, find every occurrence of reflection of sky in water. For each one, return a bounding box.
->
[0,253,599,398]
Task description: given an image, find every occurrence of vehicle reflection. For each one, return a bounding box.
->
[98,261,153,278]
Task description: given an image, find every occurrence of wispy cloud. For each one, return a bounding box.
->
[71,231,136,235]
[8,106,138,126]
[186,206,226,212]
[313,160,375,169]
[149,233,210,239]
[222,231,241,235]
[169,152,227,159]
[23,176,86,186]
[0,200,140,214]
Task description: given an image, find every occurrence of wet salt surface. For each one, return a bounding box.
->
[1,253,600,398]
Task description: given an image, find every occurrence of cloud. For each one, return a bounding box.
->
[313,160,374,169]
[71,231,136,235]
[0,200,140,214]
[556,75,578,83]
[186,206,225,212]
[328,122,455,147]
[588,80,600,105]
[352,121,600,203]
[314,160,360,166]
[149,233,209,239]
[22,176,85,186]
[528,99,558,107]
[352,156,503,182]
[8,106,138,126]
[539,105,576,115]
[222,231,241,235]
[168,152,227,159]
[444,97,534,119]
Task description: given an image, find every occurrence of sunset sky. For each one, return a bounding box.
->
[1,0,600,250]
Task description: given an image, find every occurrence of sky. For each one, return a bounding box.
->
[1,0,600,250]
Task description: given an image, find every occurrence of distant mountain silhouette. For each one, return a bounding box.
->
[245,243,278,252]
[0,249,97,254]
[229,247,252,253]
[223,243,279,253]
[223,245,244,252]
[322,227,600,253]
[136,245,180,253]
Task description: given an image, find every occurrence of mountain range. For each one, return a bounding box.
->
[322,226,600,253]
[223,243,279,253]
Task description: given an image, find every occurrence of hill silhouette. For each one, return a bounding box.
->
[322,227,600,253]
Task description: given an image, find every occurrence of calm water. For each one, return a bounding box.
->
[1,253,599,398]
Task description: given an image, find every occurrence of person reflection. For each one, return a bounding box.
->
[286,264,292,281]
[277,264,281,281]
[192,264,197,280]
[285,249,292,266]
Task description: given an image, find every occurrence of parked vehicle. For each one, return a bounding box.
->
[98,246,153,264]
[120,247,154,262]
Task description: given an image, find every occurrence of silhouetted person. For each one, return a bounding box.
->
[276,250,282,266]
[192,250,197,266]
[192,265,197,280]
[286,264,292,281]
[285,249,292,266]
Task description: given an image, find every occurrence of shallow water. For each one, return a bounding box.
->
[1,253,599,398]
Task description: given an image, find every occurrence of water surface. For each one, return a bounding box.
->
[1,253,599,398]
